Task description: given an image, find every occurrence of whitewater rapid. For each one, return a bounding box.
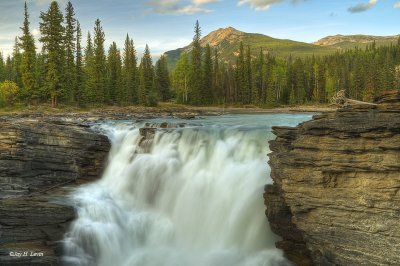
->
[62,114,313,266]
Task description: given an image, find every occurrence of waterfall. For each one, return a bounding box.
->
[62,114,312,266]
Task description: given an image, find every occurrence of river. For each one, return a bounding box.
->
[62,113,314,266]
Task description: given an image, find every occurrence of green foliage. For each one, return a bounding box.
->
[39,1,65,107]
[172,51,190,103]
[64,1,76,103]
[0,53,4,82]
[84,19,107,105]
[0,81,19,107]
[106,42,122,104]
[19,2,37,102]
[155,55,171,101]
[6,3,400,109]
[12,38,23,88]
[75,21,84,106]
[122,34,138,104]
[139,45,157,106]
[190,20,203,105]
[202,44,213,104]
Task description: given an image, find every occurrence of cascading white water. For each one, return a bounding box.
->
[62,114,313,266]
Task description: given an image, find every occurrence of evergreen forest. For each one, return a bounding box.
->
[1,1,400,108]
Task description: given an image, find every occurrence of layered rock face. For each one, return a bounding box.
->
[266,91,400,265]
[0,117,110,265]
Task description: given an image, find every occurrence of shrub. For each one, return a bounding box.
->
[0,80,19,107]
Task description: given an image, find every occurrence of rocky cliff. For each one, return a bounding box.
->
[265,91,400,265]
[0,117,110,265]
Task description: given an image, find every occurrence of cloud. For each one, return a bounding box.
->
[347,0,377,13]
[394,1,400,8]
[30,0,66,6]
[237,0,306,11]
[147,0,217,15]
[192,0,219,4]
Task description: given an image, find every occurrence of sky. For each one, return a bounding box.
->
[0,0,399,59]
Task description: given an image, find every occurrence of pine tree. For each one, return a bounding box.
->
[190,20,203,105]
[139,45,156,106]
[83,31,94,104]
[236,41,245,103]
[12,37,23,88]
[75,21,84,106]
[0,53,4,82]
[244,45,252,104]
[202,44,213,104]
[155,55,171,101]
[87,19,106,104]
[122,34,138,104]
[35,53,46,100]
[106,42,122,104]
[4,56,13,81]
[213,48,223,104]
[19,2,37,102]
[64,1,76,103]
[39,1,65,107]
[254,49,265,104]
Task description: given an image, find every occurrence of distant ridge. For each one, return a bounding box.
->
[165,27,399,69]
[314,34,399,49]
[164,27,336,68]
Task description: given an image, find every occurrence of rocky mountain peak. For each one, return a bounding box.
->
[200,26,244,47]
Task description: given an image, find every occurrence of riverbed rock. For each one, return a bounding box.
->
[0,117,110,265]
[266,91,400,265]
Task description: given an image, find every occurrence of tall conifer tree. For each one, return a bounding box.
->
[139,45,156,106]
[75,21,84,106]
[39,1,64,107]
[202,44,213,104]
[107,42,122,104]
[19,2,37,101]
[86,19,106,104]
[155,55,171,101]
[122,34,138,104]
[64,1,76,103]
[190,20,202,105]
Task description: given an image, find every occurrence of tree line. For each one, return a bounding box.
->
[1,1,399,108]
[172,26,400,106]
[0,1,169,107]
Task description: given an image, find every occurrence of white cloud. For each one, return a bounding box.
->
[348,0,377,13]
[394,1,400,8]
[237,0,305,11]
[192,0,219,4]
[147,0,216,15]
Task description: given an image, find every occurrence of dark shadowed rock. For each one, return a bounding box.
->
[0,117,110,265]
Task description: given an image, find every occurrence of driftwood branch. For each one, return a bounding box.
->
[330,90,378,107]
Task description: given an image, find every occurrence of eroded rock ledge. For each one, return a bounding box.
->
[265,91,400,265]
[0,117,110,265]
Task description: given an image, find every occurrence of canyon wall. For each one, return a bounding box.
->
[265,91,400,265]
[0,117,110,265]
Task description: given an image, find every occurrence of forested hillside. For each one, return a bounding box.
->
[0,1,399,109]
[172,26,400,106]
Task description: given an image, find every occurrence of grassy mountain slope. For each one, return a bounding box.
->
[165,28,400,69]
[164,27,337,68]
[314,34,399,50]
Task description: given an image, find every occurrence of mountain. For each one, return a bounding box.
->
[164,27,337,68]
[314,34,399,50]
[164,27,400,69]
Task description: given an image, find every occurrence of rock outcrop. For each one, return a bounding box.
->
[265,91,400,265]
[0,117,110,265]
